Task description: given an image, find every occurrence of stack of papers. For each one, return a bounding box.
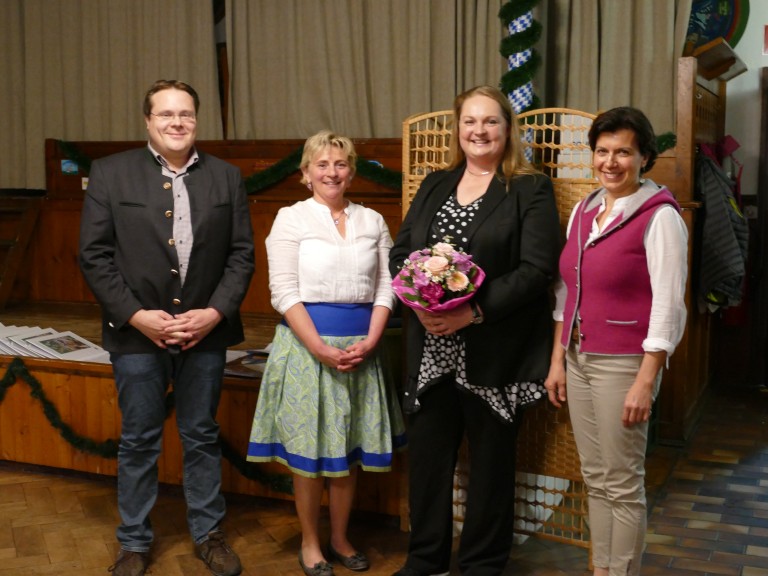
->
[0,324,109,363]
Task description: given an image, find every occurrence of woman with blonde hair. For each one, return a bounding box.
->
[390,86,560,575]
[248,131,406,576]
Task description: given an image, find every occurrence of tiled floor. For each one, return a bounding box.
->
[1,384,767,575]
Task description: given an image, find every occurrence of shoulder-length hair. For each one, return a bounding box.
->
[446,85,538,181]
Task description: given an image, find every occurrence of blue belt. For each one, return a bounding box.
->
[281,303,372,336]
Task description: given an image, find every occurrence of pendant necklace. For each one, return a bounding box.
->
[466,167,492,177]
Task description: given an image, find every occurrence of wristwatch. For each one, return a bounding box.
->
[470,301,484,325]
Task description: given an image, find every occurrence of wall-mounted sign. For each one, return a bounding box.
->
[685,0,750,54]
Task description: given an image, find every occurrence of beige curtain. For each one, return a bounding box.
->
[0,0,221,190]
[457,0,507,90]
[0,1,27,189]
[542,0,692,134]
[225,0,506,139]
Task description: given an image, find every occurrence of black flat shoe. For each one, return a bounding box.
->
[327,543,370,572]
[299,550,334,576]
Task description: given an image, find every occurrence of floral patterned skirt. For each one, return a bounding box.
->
[247,324,407,478]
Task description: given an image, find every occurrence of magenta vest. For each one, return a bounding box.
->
[560,188,679,354]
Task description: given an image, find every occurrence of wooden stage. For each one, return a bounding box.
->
[0,301,408,524]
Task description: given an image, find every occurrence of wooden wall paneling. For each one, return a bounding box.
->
[0,357,405,520]
[0,198,41,310]
[12,199,95,303]
[25,139,403,311]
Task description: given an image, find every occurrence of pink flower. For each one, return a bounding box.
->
[408,249,430,263]
[420,282,445,305]
[411,267,430,289]
[392,236,485,313]
[431,242,455,257]
[451,252,473,273]
[423,256,449,276]
[445,271,469,292]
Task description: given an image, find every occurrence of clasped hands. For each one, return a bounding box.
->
[129,308,223,351]
[415,305,472,337]
[315,339,375,372]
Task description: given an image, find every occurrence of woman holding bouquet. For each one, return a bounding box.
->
[247,130,406,576]
[544,107,687,576]
[389,86,560,576]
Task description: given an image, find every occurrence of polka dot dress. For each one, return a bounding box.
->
[415,191,545,423]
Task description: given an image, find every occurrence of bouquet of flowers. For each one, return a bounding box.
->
[392,238,485,312]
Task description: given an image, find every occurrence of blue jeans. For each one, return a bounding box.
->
[111,349,227,551]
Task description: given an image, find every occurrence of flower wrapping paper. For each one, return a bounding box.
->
[392,240,485,313]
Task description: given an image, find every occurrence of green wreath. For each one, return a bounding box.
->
[56,140,401,193]
[0,357,293,494]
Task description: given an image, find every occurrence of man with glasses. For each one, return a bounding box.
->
[80,80,254,576]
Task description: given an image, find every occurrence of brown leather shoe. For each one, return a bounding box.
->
[108,550,149,576]
[195,531,242,576]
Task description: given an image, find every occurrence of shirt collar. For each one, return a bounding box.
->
[147,142,199,173]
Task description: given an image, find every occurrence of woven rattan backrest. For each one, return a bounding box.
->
[401,110,453,219]
[517,107,597,231]
[401,107,598,230]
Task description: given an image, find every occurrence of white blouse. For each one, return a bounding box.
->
[553,193,689,356]
[266,198,395,315]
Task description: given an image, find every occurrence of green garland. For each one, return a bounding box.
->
[0,356,293,494]
[56,140,401,193]
[57,127,675,195]
[498,0,542,112]
[657,132,676,155]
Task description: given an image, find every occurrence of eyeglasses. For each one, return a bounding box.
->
[150,111,197,124]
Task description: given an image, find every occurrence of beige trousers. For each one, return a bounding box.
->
[566,346,661,576]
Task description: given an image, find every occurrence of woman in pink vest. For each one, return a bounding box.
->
[544,107,688,576]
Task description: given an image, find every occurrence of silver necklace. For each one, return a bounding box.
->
[332,211,344,225]
[466,167,492,176]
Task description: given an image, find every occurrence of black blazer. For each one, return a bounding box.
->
[390,166,560,406]
[79,147,255,353]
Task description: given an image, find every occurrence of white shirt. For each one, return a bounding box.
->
[553,193,689,355]
[266,198,395,315]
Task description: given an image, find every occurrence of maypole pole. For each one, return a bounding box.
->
[499,0,542,114]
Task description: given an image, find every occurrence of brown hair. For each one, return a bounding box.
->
[588,106,658,173]
[142,80,200,117]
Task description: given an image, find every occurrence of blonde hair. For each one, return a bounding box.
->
[299,130,358,185]
[447,85,537,182]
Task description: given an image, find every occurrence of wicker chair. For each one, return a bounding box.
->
[401,107,598,556]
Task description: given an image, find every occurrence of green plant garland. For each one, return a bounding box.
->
[0,357,293,494]
[498,0,542,112]
[497,1,676,149]
[58,129,676,196]
[56,140,401,193]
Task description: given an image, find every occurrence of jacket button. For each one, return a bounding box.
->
[171,269,179,276]
[168,238,176,246]
[163,182,172,190]
[172,298,181,305]
[165,210,173,218]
